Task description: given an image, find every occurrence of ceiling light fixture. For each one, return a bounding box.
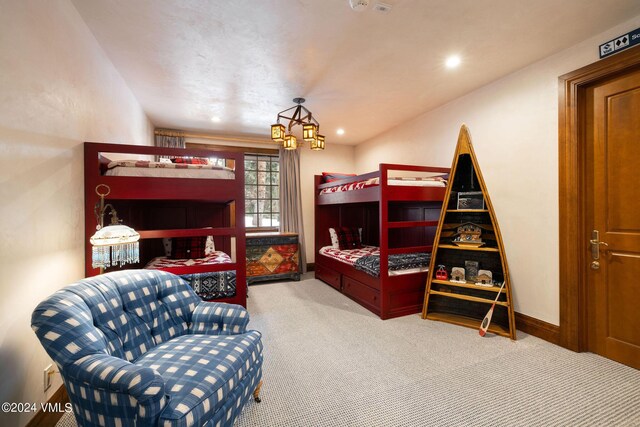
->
[445,55,461,69]
[271,98,325,151]
[336,128,345,135]
[211,116,221,123]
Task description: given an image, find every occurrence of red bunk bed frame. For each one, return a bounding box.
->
[84,142,247,307]
[314,163,449,319]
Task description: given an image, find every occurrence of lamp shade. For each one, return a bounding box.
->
[271,124,286,142]
[302,123,317,142]
[311,134,325,150]
[90,224,140,268]
[283,134,297,150]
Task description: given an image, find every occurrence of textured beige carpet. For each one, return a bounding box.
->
[59,274,640,426]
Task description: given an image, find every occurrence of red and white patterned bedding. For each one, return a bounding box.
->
[145,251,232,269]
[319,245,380,266]
[319,245,429,276]
[319,176,446,195]
[106,160,235,179]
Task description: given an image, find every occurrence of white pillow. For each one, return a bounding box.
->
[329,228,340,249]
[159,158,172,164]
[205,235,215,255]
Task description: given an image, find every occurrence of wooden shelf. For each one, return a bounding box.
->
[422,125,516,340]
[429,290,508,307]
[426,312,511,337]
[431,279,508,293]
[438,244,499,252]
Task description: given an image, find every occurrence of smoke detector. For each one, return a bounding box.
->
[373,2,392,13]
[349,0,370,12]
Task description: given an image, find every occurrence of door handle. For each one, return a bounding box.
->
[590,230,609,260]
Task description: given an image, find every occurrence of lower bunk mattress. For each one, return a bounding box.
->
[145,252,236,300]
[319,246,431,277]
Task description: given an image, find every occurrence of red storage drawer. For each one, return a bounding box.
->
[342,275,380,313]
[315,264,341,290]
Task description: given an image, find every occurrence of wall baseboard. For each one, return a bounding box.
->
[515,311,560,345]
[26,385,69,427]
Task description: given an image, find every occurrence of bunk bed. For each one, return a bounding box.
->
[84,142,246,307]
[314,164,449,319]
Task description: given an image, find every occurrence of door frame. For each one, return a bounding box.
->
[558,45,640,351]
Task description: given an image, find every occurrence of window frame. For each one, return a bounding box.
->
[244,153,280,232]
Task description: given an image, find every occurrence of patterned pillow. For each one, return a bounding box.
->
[329,228,340,249]
[170,237,207,259]
[337,227,362,250]
[171,157,208,165]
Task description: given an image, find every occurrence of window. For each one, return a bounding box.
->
[245,154,280,229]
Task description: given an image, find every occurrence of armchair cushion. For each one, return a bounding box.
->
[135,332,262,424]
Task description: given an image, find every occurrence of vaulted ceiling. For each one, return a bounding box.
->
[72,0,640,145]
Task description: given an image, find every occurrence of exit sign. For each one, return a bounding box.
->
[599,27,640,58]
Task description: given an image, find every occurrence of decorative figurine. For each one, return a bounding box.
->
[465,260,479,282]
[475,269,493,286]
[453,222,485,247]
[435,265,448,280]
[450,267,466,283]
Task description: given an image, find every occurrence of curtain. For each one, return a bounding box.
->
[154,131,185,149]
[279,147,307,273]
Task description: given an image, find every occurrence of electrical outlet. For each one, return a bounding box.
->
[43,364,55,392]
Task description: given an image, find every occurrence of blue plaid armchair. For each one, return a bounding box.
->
[32,270,263,427]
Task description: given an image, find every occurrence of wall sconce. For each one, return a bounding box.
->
[91,184,139,269]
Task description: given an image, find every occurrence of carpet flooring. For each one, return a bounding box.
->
[58,274,640,426]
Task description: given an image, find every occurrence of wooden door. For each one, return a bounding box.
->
[585,69,640,369]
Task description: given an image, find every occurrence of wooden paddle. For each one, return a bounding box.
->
[479,281,506,337]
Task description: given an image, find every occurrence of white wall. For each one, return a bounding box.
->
[354,16,640,325]
[0,1,153,425]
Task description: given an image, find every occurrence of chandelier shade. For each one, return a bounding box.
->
[302,123,317,142]
[271,98,325,150]
[311,134,325,151]
[271,123,286,142]
[283,134,298,150]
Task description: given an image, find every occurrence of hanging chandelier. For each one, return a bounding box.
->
[270,98,325,150]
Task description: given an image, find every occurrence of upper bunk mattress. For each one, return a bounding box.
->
[319,176,446,195]
[106,160,235,179]
[319,245,430,277]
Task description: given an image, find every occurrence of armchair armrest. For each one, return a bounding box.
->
[64,353,166,426]
[189,302,249,335]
